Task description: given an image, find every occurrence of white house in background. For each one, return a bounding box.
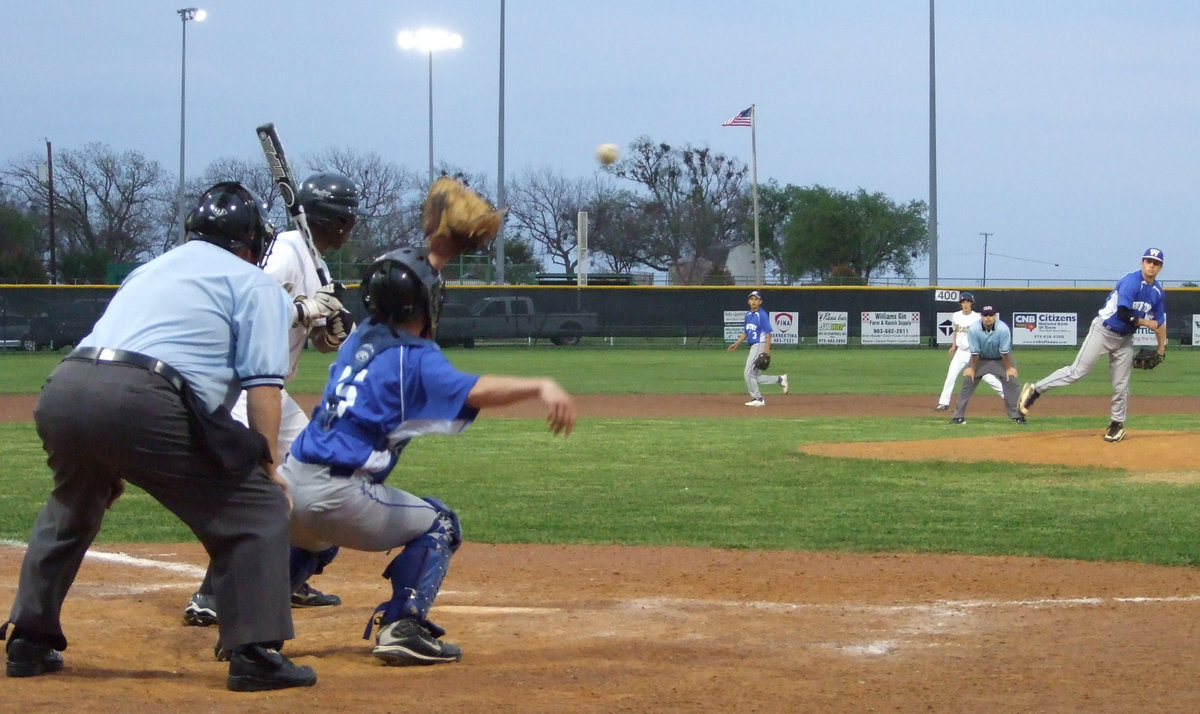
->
[726,242,758,285]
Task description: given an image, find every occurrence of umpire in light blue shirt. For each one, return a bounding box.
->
[950,305,1026,425]
[3,182,320,692]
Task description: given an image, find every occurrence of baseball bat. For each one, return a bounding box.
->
[255,122,329,286]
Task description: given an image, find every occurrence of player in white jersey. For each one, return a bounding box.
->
[935,292,1003,411]
[183,172,361,626]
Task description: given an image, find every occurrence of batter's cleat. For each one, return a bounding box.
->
[1103,421,1125,443]
[779,374,789,394]
[745,398,765,407]
[951,417,966,425]
[1012,416,1027,425]
[934,404,949,411]
[226,644,316,692]
[291,582,341,608]
[1018,383,1039,415]
[5,636,64,678]
[373,618,463,666]
[183,591,218,627]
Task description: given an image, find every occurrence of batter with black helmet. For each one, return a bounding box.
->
[3,183,316,691]
[183,171,359,628]
[935,291,1003,410]
[280,177,575,666]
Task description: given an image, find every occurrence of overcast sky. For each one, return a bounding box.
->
[2,1,1196,286]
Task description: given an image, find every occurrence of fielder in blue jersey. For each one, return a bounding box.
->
[727,290,788,407]
[1019,247,1167,442]
[949,305,1024,425]
[281,178,576,666]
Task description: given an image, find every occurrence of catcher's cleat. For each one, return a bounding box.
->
[5,636,64,678]
[373,619,463,666]
[1103,421,1125,443]
[779,374,789,394]
[934,404,949,411]
[1018,383,1039,416]
[291,582,341,608]
[183,592,219,627]
[744,398,765,407]
[951,417,966,425]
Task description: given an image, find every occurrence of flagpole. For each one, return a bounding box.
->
[750,104,761,285]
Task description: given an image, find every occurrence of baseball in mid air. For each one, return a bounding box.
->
[595,143,619,165]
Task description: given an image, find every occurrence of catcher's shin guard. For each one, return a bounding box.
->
[288,546,340,593]
[364,498,461,638]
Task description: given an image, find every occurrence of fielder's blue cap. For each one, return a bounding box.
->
[1143,247,1164,263]
[748,290,763,299]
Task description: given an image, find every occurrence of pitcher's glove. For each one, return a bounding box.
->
[1132,348,1163,370]
[424,176,504,263]
[754,352,771,370]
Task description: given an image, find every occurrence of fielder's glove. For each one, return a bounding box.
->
[1132,347,1164,370]
[423,176,504,263]
[293,282,345,329]
[754,352,771,370]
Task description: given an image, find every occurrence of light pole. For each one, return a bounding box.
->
[980,232,992,286]
[176,7,206,241]
[397,28,463,185]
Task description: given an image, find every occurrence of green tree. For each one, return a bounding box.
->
[0,202,47,283]
[773,185,927,284]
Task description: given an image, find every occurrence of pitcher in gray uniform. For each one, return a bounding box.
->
[1019,248,1167,443]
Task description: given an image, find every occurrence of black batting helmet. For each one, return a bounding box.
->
[185,181,276,265]
[959,291,975,304]
[361,247,443,339]
[299,171,360,236]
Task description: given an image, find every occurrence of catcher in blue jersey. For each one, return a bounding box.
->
[280,177,576,666]
[1019,247,1167,443]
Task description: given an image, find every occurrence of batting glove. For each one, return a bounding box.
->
[293,284,345,329]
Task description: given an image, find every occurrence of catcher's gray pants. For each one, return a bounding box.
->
[1034,317,1134,423]
[952,358,1022,420]
[743,342,776,400]
[10,359,294,653]
[281,459,438,554]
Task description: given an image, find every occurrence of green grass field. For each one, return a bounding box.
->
[2,346,1198,567]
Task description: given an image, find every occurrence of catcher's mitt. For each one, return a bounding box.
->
[1132,348,1163,370]
[424,176,504,263]
[754,352,771,370]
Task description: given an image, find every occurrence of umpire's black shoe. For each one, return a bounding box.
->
[6,636,64,678]
[226,644,316,692]
[291,582,341,608]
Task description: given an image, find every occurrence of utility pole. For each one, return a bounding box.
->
[979,232,992,286]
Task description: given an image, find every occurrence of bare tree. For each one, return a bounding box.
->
[608,136,750,284]
[5,143,172,282]
[506,167,588,272]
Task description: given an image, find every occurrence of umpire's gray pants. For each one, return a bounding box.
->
[952,358,1022,420]
[1034,317,1134,423]
[10,359,294,652]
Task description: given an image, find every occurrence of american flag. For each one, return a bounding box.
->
[722,107,753,127]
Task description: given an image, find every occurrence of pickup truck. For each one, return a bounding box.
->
[437,296,598,348]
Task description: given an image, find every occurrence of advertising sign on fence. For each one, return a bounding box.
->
[935,311,956,346]
[1011,312,1078,346]
[817,311,848,345]
[860,311,921,345]
[723,310,798,344]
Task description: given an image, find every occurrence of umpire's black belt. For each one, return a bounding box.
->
[66,347,188,394]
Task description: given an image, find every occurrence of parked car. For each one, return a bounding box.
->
[25,297,111,351]
[0,310,33,350]
[436,296,599,348]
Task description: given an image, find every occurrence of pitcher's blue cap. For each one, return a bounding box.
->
[1143,247,1164,264]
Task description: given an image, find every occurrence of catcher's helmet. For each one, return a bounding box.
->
[185,181,276,265]
[959,291,975,304]
[361,247,443,339]
[299,171,360,236]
